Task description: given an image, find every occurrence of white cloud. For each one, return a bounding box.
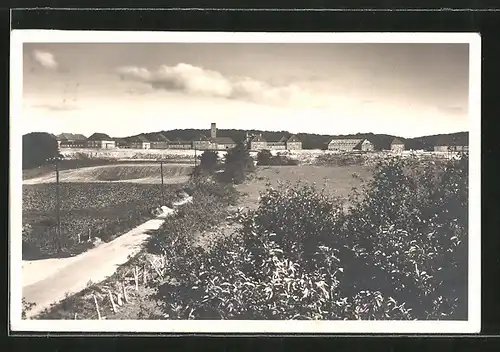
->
[33,50,58,70]
[116,63,343,108]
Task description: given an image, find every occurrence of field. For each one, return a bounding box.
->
[22,181,182,259]
[236,165,372,211]
[23,163,194,185]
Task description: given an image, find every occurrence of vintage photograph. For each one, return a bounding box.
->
[10,31,480,333]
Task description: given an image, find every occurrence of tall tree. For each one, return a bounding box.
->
[223,142,255,184]
[22,132,59,169]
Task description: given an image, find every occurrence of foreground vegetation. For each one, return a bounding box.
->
[34,151,468,320]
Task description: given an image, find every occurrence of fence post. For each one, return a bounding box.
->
[93,294,101,320]
[108,289,117,313]
[134,266,139,291]
[121,281,128,303]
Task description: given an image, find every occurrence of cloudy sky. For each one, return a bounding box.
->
[22,42,470,138]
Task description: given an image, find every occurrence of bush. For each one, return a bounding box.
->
[342,154,468,319]
[315,153,366,167]
[132,154,468,320]
[257,150,299,166]
[147,178,238,255]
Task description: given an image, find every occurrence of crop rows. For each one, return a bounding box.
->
[22,182,181,258]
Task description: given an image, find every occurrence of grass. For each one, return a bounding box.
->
[22,182,182,259]
[236,165,372,211]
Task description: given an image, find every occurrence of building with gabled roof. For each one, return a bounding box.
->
[327,137,374,152]
[128,135,151,149]
[250,134,268,151]
[193,123,237,150]
[286,135,302,150]
[57,133,87,148]
[87,133,116,149]
[390,137,405,153]
[212,136,236,150]
[150,133,171,149]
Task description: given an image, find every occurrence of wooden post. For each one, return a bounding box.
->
[55,158,62,253]
[149,259,163,279]
[194,147,197,167]
[121,282,128,303]
[143,264,148,285]
[108,289,117,313]
[134,266,139,291]
[88,228,91,242]
[160,160,165,206]
[117,293,123,306]
[93,294,101,320]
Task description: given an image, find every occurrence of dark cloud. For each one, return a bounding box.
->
[116,63,334,108]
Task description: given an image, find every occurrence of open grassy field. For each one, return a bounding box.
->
[236,164,372,211]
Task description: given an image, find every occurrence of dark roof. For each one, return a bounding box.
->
[391,137,405,145]
[287,135,301,143]
[88,132,112,140]
[195,134,210,141]
[212,136,235,144]
[251,135,266,142]
[57,133,87,141]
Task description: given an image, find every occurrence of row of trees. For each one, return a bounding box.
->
[194,142,255,184]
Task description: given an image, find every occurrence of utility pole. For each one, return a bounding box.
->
[160,159,165,206]
[55,157,62,253]
[194,147,197,167]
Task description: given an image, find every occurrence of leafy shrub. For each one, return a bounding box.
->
[315,153,366,167]
[150,154,468,320]
[147,178,238,255]
[257,149,273,165]
[257,150,299,166]
[342,154,468,319]
[22,298,36,319]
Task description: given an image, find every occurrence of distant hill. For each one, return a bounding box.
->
[130,129,469,151]
[404,131,469,151]
[30,130,469,151]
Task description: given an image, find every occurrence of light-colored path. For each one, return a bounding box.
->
[22,196,192,319]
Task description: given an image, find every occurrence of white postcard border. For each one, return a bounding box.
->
[10,30,481,333]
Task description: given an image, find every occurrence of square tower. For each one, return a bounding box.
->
[211,123,216,138]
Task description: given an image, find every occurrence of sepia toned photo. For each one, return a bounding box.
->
[10,31,481,333]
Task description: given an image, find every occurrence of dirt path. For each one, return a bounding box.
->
[22,196,193,319]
